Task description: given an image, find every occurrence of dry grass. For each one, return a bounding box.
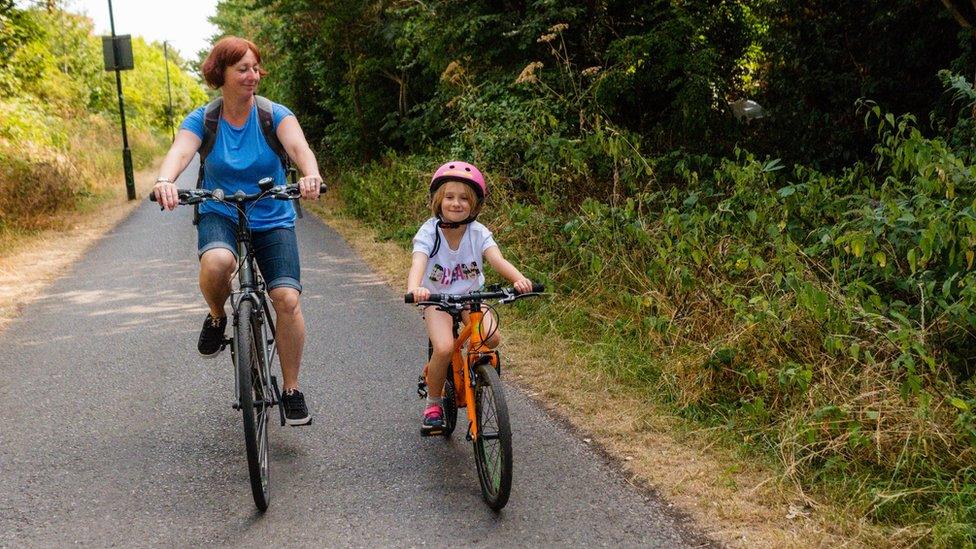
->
[304,198,893,547]
[0,161,159,333]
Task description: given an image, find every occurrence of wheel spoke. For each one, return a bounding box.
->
[238,301,271,511]
[254,344,270,490]
[478,385,503,489]
[473,364,512,510]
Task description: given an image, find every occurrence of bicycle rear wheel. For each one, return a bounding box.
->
[442,377,458,437]
[472,363,512,511]
[236,300,271,511]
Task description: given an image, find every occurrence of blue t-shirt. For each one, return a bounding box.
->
[181,101,295,230]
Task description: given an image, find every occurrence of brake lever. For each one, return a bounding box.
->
[496,287,519,304]
[502,289,544,305]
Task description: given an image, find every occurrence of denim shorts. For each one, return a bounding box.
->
[197,213,302,293]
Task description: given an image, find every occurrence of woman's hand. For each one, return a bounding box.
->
[409,286,431,302]
[153,181,179,211]
[513,277,533,294]
[298,174,322,200]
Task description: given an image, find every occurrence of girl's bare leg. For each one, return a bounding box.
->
[424,308,455,399]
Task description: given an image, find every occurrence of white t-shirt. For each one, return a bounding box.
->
[412,218,498,294]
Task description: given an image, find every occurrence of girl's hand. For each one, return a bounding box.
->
[513,277,533,294]
[409,286,431,302]
[298,174,322,200]
[153,181,179,211]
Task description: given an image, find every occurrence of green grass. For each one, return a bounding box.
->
[335,145,976,546]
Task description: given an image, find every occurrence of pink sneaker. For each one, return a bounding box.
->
[421,403,444,436]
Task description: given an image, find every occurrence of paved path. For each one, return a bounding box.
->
[0,158,709,547]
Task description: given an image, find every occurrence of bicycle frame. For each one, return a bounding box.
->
[449,303,498,441]
[228,204,278,416]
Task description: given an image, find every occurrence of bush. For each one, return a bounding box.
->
[335,103,976,542]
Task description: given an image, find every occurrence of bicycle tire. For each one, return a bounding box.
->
[236,300,271,511]
[472,363,512,511]
[442,377,458,437]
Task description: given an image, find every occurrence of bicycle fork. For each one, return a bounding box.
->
[462,309,497,441]
[229,295,285,426]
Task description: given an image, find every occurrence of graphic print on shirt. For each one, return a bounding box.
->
[428,261,481,286]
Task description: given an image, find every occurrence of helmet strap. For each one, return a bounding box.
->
[436,214,476,229]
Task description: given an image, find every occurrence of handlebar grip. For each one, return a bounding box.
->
[521,283,545,294]
[148,192,157,202]
[404,292,443,303]
[319,183,328,194]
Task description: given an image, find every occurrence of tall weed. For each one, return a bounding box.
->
[331,56,976,544]
[336,116,976,544]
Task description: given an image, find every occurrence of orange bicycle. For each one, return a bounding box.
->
[405,283,544,511]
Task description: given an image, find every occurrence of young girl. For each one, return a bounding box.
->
[406,161,533,435]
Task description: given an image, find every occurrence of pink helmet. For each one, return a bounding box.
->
[429,161,486,201]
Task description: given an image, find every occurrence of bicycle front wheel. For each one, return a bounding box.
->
[472,362,513,511]
[235,300,270,511]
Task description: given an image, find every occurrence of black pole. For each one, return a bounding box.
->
[163,41,174,141]
[108,0,135,200]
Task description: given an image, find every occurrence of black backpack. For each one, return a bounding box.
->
[193,95,299,224]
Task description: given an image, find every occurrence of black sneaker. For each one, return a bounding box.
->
[281,389,312,426]
[197,313,227,358]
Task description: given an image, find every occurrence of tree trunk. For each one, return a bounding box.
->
[941,0,975,29]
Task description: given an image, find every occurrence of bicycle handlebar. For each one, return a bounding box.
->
[149,182,328,206]
[404,283,545,305]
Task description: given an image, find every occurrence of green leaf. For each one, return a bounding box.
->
[950,398,970,411]
[762,158,784,172]
[873,251,886,268]
[589,254,603,274]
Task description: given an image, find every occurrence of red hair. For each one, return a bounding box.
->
[200,36,267,89]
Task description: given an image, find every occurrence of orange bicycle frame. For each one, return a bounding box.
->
[449,306,498,441]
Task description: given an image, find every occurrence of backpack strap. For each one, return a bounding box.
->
[254,95,286,165]
[255,95,302,218]
[193,97,223,225]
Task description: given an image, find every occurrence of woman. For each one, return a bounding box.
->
[152,36,321,426]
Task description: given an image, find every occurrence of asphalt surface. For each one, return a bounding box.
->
[0,158,710,547]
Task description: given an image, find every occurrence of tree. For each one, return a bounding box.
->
[752,0,963,168]
[941,0,976,32]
